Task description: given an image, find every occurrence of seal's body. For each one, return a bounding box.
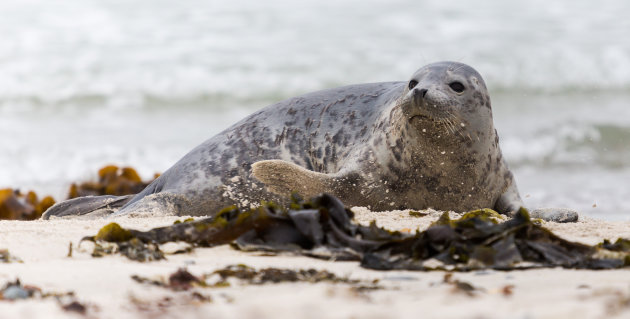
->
[44,62,558,220]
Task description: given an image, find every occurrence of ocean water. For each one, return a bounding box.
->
[1,0,629,220]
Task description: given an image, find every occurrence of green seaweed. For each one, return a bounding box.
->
[289,192,305,210]
[600,238,630,252]
[89,238,163,261]
[458,208,502,224]
[431,211,453,227]
[82,223,163,261]
[81,201,277,261]
[94,223,133,242]
[409,210,428,217]
[598,238,630,266]
[173,218,195,225]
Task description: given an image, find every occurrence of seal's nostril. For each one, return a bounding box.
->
[419,89,428,98]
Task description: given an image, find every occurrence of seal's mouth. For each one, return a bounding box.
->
[409,113,432,123]
[400,96,448,125]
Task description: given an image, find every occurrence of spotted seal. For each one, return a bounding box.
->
[43,62,577,222]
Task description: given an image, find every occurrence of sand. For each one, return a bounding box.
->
[1,209,630,319]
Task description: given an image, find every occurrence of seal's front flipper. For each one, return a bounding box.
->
[41,195,134,220]
[252,160,335,198]
[530,208,579,223]
[494,184,579,223]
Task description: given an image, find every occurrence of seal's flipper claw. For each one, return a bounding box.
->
[530,208,579,223]
[41,195,134,220]
[494,183,525,216]
[251,160,334,198]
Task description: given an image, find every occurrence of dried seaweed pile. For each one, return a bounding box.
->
[0,189,55,220]
[67,165,158,199]
[84,194,630,271]
[1,165,158,220]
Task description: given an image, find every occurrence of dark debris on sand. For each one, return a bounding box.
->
[0,279,88,314]
[0,249,22,263]
[81,223,164,262]
[208,264,362,286]
[84,193,630,271]
[132,268,202,291]
[132,266,374,292]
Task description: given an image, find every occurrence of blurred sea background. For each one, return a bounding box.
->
[1,0,629,220]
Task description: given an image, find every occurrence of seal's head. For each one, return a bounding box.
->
[400,61,493,142]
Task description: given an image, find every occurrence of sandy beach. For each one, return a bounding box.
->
[1,209,629,319]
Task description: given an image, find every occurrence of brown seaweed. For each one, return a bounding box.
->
[61,301,87,315]
[209,264,360,285]
[0,249,22,263]
[1,165,158,220]
[131,268,202,291]
[85,194,630,271]
[132,265,364,291]
[67,165,159,199]
[0,188,55,220]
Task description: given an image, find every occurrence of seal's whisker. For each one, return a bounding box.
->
[443,120,453,136]
[438,118,450,135]
[443,111,463,137]
[435,118,448,133]
[444,111,473,141]
[445,119,458,136]
[437,117,450,134]
[452,64,466,73]
[454,121,473,142]
[446,119,457,136]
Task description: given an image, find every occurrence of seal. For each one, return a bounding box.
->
[43,62,577,222]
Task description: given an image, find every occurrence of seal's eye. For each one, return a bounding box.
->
[449,81,465,93]
[408,80,418,90]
